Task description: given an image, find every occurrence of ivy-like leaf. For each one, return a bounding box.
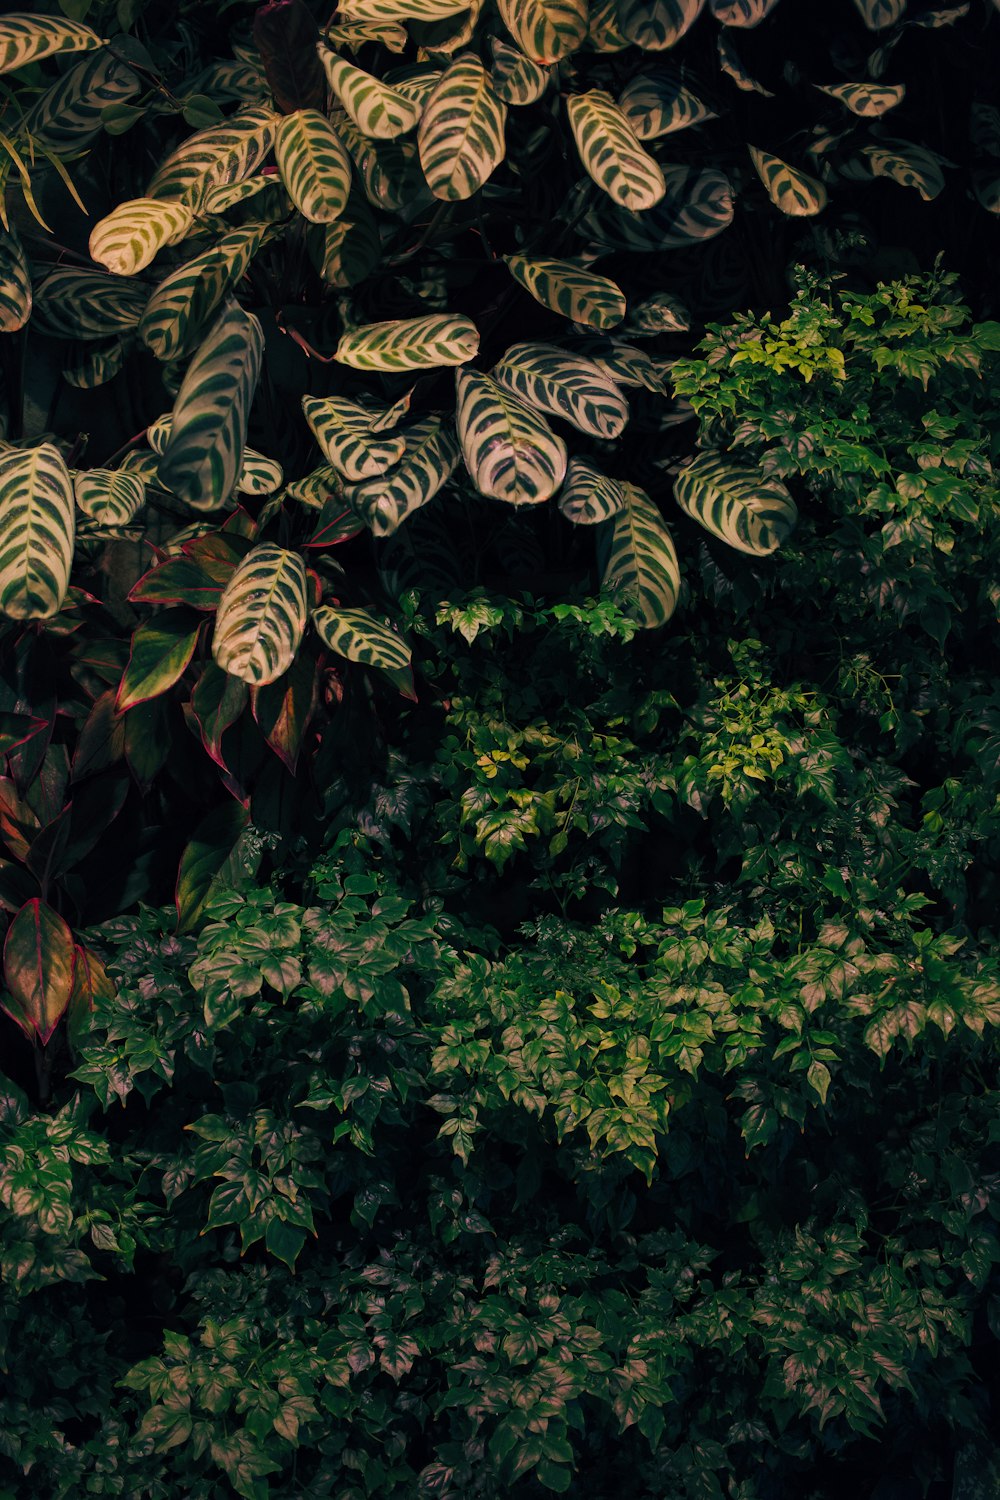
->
[212,543,308,685]
[558,457,627,524]
[748,146,827,215]
[417,56,507,201]
[312,604,412,670]
[334,314,479,371]
[496,0,588,62]
[601,482,680,627]
[89,198,196,277]
[456,369,567,505]
[0,226,31,333]
[504,255,626,329]
[491,342,629,436]
[673,450,798,554]
[0,14,103,75]
[0,444,75,619]
[568,91,666,209]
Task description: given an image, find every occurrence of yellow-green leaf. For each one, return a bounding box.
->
[617,0,706,50]
[312,604,411,670]
[32,268,148,339]
[558,457,627,524]
[302,395,406,480]
[860,139,946,200]
[139,222,271,363]
[318,45,421,138]
[852,0,907,27]
[601,482,680,627]
[345,417,460,535]
[619,69,716,138]
[504,254,626,330]
[275,108,352,224]
[0,13,103,75]
[147,106,277,209]
[334,313,479,371]
[89,198,196,276]
[490,37,551,105]
[496,0,588,62]
[710,0,781,22]
[0,443,75,619]
[0,227,31,333]
[673,450,798,555]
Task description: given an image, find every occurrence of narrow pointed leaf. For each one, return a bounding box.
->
[0,14,103,75]
[568,91,666,210]
[619,69,716,139]
[852,0,907,27]
[2,898,75,1044]
[139,222,271,362]
[816,81,904,116]
[674,451,797,554]
[32,268,148,339]
[116,609,200,712]
[212,543,308,686]
[89,198,196,276]
[505,255,626,330]
[0,713,49,760]
[176,801,250,935]
[748,146,827,215]
[147,106,277,209]
[617,0,706,49]
[190,662,248,768]
[313,605,412,670]
[490,38,551,104]
[417,56,507,201]
[251,648,318,772]
[334,314,478,371]
[275,108,352,223]
[496,0,588,61]
[345,418,461,535]
[0,227,31,332]
[492,343,629,436]
[558,457,627,524]
[601,483,680,627]
[318,46,421,138]
[302,395,405,480]
[456,369,567,505]
[73,469,145,525]
[0,444,75,620]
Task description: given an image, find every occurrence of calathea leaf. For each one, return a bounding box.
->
[345,418,461,535]
[334,313,479,370]
[63,338,125,390]
[456,369,567,504]
[302,394,406,480]
[748,146,827,215]
[318,45,422,138]
[88,198,196,276]
[338,0,474,18]
[409,0,486,55]
[600,482,680,627]
[337,113,427,212]
[558,457,627,524]
[417,55,508,201]
[22,47,141,156]
[589,0,630,49]
[0,444,75,619]
[852,0,907,27]
[0,226,31,332]
[274,108,353,223]
[1,898,75,1044]
[0,14,104,75]
[147,106,277,208]
[619,68,716,138]
[579,163,734,250]
[717,30,774,94]
[710,0,781,22]
[617,0,706,49]
[139,222,272,362]
[568,91,666,209]
[288,467,349,514]
[627,292,690,333]
[315,205,382,287]
[860,139,946,199]
[236,448,284,496]
[323,17,409,50]
[490,37,551,105]
[32,268,148,339]
[116,609,201,712]
[312,604,412,670]
[496,0,588,61]
[816,81,904,116]
[212,543,308,685]
[73,469,145,525]
[157,301,265,512]
[504,255,626,329]
[673,450,798,554]
[491,343,629,437]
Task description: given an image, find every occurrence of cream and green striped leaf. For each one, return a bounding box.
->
[617,0,706,50]
[567,91,666,210]
[313,604,412,671]
[860,140,945,199]
[237,449,284,496]
[674,451,797,555]
[748,146,827,215]
[275,109,352,224]
[580,163,734,250]
[302,395,406,480]
[345,418,461,536]
[491,342,629,437]
[63,338,126,390]
[710,0,781,22]
[505,255,626,330]
[334,313,479,371]
[0,14,104,75]
[409,0,484,56]
[285,465,345,510]
[32,268,148,339]
[628,292,690,333]
[337,114,426,212]
[212,543,308,686]
[717,31,774,94]
[417,56,507,201]
[0,444,75,619]
[339,0,472,18]
[23,49,141,156]
[318,46,422,138]
[89,198,196,276]
[0,227,30,333]
[158,301,265,512]
[852,0,907,27]
[323,18,409,50]
[73,468,145,526]
[589,0,630,49]
[490,37,551,105]
[601,483,680,628]
[456,369,567,505]
[496,0,588,61]
[385,67,443,107]
[575,337,671,392]
[201,176,287,214]
[817,82,904,116]
[139,222,271,363]
[147,106,277,209]
[558,457,627,524]
[317,207,381,287]
[146,413,173,455]
[619,70,715,138]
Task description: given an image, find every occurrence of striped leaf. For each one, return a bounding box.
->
[201,176,288,214]
[146,413,173,454]
[628,292,690,333]
[816,81,904,116]
[0,227,30,333]
[345,418,461,536]
[574,337,671,392]
[0,444,75,619]
[286,466,346,512]
[496,0,588,61]
[674,451,797,555]
[409,0,485,55]
[619,69,716,138]
[490,38,551,105]
[73,469,145,525]
[335,313,479,371]
[579,164,734,250]
[158,301,265,513]
[337,114,426,212]
[139,222,271,363]
[456,369,567,505]
[275,109,352,224]
[317,209,381,287]
[973,169,1000,214]
[237,449,283,496]
[588,0,630,49]
[89,198,196,276]
[116,609,200,712]
[388,67,443,107]
[717,31,774,94]
[339,0,472,17]
[147,106,277,209]
[324,18,409,50]
[505,254,626,330]
[710,0,781,21]
[0,14,103,75]
[601,483,680,627]
[1,899,75,1045]
[617,0,706,49]
[491,342,629,437]
[417,57,507,202]
[558,457,627,524]
[63,338,125,390]
[212,543,308,686]
[318,46,421,139]
[567,91,666,210]
[22,48,141,156]
[32,268,148,339]
[302,395,406,480]
[852,0,907,26]
[748,146,827,215]
[312,605,412,670]
[860,140,946,199]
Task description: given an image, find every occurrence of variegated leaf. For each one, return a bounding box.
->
[710,0,781,22]
[601,482,680,627]
[717,30,774,93]
[748,146,827,215]
[579,164,734,250]
[852,0,907,27]
[318,45,421,138]
[345,418,461,535]
[496,0,588,62]
[0,227,31,332]
[0,14,103,75]
[32,268,148,339]
[490,37,551,104]
[334,313,479,371]
[339,0,472,17]
[317,209,381,287]
[237,448,283,496]
[417,56,507,201]
[337,114,427,212]
[387,67,443,106]
[558,457,627,524]
[73,468,145,525]
[275,109,352,224]
[617,0,707,49]
[158,301,265,512]
[491,342,629,437]
[628,292,690,333]
[63,338,125,389]
[89,198,196,276]
[302,395,406,480]
[456,369,567,505]
[201,176,288,214]
[213,544,308,686]
[504,254,626,330]
[23,48,141,156]
[588,0,630,49]
[139,222,271,363]
[619,69,716,138]
[285,465,346,510]
[147,106,277,209]
[312,604,412,670]
[323,18,409,50]
[973,169,1000,214]
[674,451,797,555]
[409,0,486,54]
[860,140,946,199]
[0,444,75,619]
[816,81,904,116]
[146,413,173,454]
[574,337,671,392]
[568,91,666,210]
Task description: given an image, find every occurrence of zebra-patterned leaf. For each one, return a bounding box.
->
[212,543,308,686]
[287,466,347,512]
[817,81,904,116]
[0,228,30,332]
[852,0,907,27]
[568,92,666,210]
[574,337,671,392]
[860,140,946,199]
[674,451,797,555]
[158,301,265,512]
[385,66,443,106]
[504,255,626,330]
[492,343,629,437]
[619,69,716,138]
[0,444,75,619]
[147,106,277,209]
[579,164,734,250]
[32,269,148,339]
[317,209,381,287]
[89,198,196,276]
[237,449,283,496]
[337,114,427,212]
[63,337,125,389]
[589,0,630,49]
[22,47,141,156]
[717,30,774,93]
[202,176,288,215]
[318,46,421,139]
[748,146,827,215]
[456,369,567,505]
[601,483,680,627]
[710,0,781,22]
[345,418,461,535]
[417,56,507,202]
[323,18,409,49]
[410,0,486,55]
[496,0,588,61]
[973,169,1000,213]
[628,292,690,333]
[302,395,406,480]
[335,314,479,371]
[312,604,411,670]
[617,0,706,49]
[275,109,352,224]
[0,14,103,75]
[558,457,627,524]
[73,469,145,525]
[490,37,551,104]
[139,223,271,363]
[339,0,471,17]
[146,413,173,454]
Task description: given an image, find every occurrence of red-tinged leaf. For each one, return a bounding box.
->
[66,942,116,1051]
[251,648,318,773]
[2,898,76,1044]
[304,501,365,549]
[220,506,259,539]
[71,690,126,782]
[116,609,201,712]
[124,696,173,787]
[189,662,249,769]
[128,556,228,610]
[253,0,325,114]
[306,569,322,608]
[181,529,255,570]
[41,586,97,638]
[0,712,50,759]
[375,662,418,702]
[24,803,73,889]
[0,778,40,862]
[70,636,131,687]
[175,800,251,934]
